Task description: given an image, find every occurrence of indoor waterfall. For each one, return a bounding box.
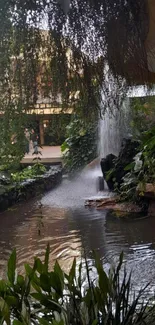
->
[99,97,132,159]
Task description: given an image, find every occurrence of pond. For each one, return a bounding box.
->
[0,172,155,293]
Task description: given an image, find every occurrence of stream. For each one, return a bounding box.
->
[0,173,155,294]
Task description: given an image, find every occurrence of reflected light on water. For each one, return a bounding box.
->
[0,177,155,294]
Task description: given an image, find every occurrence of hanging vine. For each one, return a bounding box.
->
[0,0,149,164]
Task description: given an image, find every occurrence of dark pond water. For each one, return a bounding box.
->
[0,171,155,293]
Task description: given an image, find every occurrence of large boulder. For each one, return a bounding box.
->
[100,154,116,190]
[100,138,139,191]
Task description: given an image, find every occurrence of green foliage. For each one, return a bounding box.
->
[44,114,71,146]
[130,97,155,138]
[61,117,98,174]
[1,0,142,166]
[0,114,28,170]
[0,247,154,325]
[11,164,46,183]
[120,126,155,202]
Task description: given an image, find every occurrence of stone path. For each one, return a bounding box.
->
[21,146,62,164]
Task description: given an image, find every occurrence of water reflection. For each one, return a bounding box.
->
[0,178,155,290]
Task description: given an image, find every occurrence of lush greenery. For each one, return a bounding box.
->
[0,247,155,325]
[44,114,71,146]
[0,0,149,166]
[0,116,29,170]
[120,127,155,200]
[11,164,47,183]
[115,98,155,203]
[61,117,98,174]
[101,97,155,209]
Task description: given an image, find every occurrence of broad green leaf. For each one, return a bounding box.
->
[17,275,25,287]
[50,272,63,297]
[21,301,30,324]
[61,141,69,152]
[5,296,18,307]
[52,320,64,325]
[0,280,7,293]
[69,258,76,283]
[94,253,110,298]
[54,261,64,283]
[7,249,16,285]
[0,297,10,324]
[44,244,50,273]
[13,321,23,325]
[31,281,42,293]
[24,264,34,279]
[92,320,98,325]
[78,261,82,289]
[31,292,45,301]
[124,162,134,171]
[40,274,51,292]
[35,258,43,274]
[38,318,50,325]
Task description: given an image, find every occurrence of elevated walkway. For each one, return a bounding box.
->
[21,146,63,165]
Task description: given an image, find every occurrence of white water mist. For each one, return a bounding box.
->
[99,98,131,158]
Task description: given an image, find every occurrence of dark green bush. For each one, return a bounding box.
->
[120,126,155,200]
[11,164,47,182]
[61,117,98,175]
[0,247,155,325]
[44,114,71,146]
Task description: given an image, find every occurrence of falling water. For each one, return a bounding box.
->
[99,84,155,159]
[99,97,131,158]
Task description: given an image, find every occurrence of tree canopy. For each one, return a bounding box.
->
[0,0,150,164]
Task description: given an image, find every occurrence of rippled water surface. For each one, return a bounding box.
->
[0,172,155,290]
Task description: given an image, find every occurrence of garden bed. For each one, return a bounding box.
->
[0,166,62,212]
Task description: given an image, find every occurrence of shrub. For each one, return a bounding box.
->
[120,126,155,204]
[61,117,98,175]
[11,164,47,182]
[0,247,155,325]
[44,114,71,146]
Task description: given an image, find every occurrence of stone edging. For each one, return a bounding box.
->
[0,166,62,212]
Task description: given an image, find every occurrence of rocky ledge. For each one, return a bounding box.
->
[85,196,144,218]
[137,183,155,217]
[0,166,62,212]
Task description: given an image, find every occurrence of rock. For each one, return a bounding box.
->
[100,138,139,190]
[136,183,155,217]
[97,176,104,191]
[100,154,116,190]
[137,183,155,198]
[148,200,155,217]
[0,166,62,212]
[85,196,143,216]
[0,172,11,185]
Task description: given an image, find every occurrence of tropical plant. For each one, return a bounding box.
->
[61,117,98,175]
[119,126,155,203]
[0,247,155,325]
[130,97,155,139]
[11,164,47,183]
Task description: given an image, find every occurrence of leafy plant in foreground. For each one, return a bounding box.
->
[0,247,155,325]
